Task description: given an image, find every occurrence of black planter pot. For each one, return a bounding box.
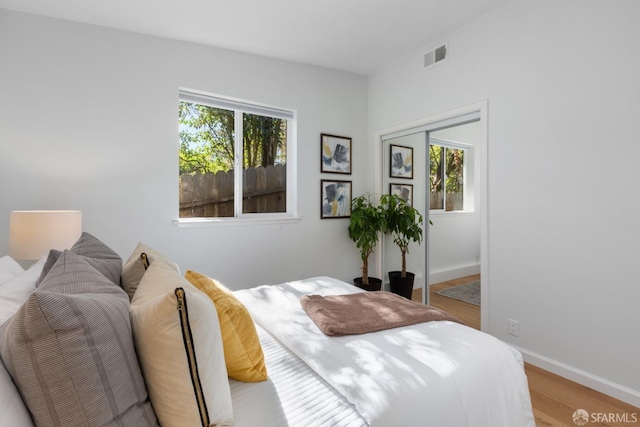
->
[388,271,415,299]
[353,277,382,292]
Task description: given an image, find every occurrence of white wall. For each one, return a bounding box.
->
[0,9,369,288]
[368,0,640,405]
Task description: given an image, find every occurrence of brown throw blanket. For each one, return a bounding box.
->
[300,291,464,336]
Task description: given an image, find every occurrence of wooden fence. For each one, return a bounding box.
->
[180,164,286,218]
[430,192,463,211]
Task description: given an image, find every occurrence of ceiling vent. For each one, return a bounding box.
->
[423,42,448,70]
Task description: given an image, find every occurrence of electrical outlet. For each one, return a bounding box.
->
[508,319,519,337]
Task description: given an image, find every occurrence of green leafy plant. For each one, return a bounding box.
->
[348,194,385,285]
[381,194,424,277]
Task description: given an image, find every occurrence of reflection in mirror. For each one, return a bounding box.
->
[380,121,482,305]
[381,132,426,295]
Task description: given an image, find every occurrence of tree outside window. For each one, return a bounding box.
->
[178,93,292,219]
[429,143,464,211]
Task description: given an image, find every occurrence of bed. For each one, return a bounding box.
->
[0,235,535,427]
[233,276,535,427]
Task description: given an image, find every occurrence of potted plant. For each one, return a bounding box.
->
[348,194,385,291]
[381,194,424,299]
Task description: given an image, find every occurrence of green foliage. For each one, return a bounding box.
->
[429,145,442,192]
[179,101,234,175]
[380,194,424,277]
[429,145,464,193]
[348,194,385,285]
[243,114,287,168]
[178,101,287,176]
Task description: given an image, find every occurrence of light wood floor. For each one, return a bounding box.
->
[412,276,640,427]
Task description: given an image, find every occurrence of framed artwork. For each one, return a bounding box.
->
[321,180,352,218]
[389,183,413,207]
[321,133,352,174]
[389,144,413,179]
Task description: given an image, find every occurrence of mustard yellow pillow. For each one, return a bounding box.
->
[185,270,268,382]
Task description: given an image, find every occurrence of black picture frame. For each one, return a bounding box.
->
[321,180,352,218]
[321,133,352,174]
[389,183,414,207]
[389,144,413,179]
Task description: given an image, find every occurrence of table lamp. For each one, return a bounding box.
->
[9,210,82,266]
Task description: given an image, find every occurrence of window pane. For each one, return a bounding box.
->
[178,101,235,218]
[429,145,444,210]
[242,113,287,214]
[445,148,464,211]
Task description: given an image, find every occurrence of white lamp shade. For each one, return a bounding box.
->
[9,210,82,260]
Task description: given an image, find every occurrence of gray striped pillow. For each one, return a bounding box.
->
[36,232,122,286]
[0,250,157,427]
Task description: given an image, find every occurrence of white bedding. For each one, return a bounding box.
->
[235,276,536,427]
[230,324,367,427]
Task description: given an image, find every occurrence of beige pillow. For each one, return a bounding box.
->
[130,261,233,427]
[120,242,179,299]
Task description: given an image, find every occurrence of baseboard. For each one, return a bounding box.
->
[429,264,480,285]
[513,345,640,408]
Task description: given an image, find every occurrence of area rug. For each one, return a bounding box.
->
[435,281,480,306]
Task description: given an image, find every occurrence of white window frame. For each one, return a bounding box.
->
[175,89,299,227]
[429,138,471,214]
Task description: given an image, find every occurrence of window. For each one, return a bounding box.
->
[178,90,296,221]
[429,139,469,212]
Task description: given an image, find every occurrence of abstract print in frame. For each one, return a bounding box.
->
[321,180,352,218]
[390,144,413,179]
[389,183,413,207]
[321,134,352,174]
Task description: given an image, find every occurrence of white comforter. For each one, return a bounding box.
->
[235,276,535,427]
